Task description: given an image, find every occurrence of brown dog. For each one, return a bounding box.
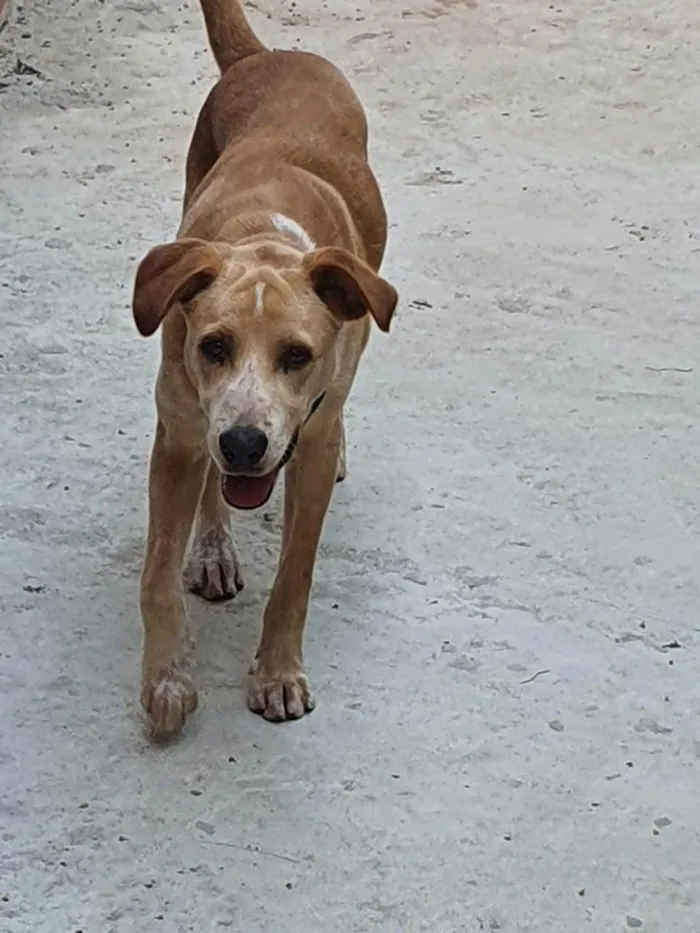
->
[131,0,398,739]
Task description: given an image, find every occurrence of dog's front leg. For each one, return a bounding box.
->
[140,422,206,739]
[248,414,341,721]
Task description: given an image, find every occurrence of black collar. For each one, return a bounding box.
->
[305,392,326,425]
[278,392,327,470]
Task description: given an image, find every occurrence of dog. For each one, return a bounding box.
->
[131,0,398,739]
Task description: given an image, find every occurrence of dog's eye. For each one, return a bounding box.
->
[199,336,230,364]
[279,343,313,373]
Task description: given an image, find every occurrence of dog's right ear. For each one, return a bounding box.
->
[132,238,223,337]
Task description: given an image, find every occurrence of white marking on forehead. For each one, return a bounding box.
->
[254,281,266,315]
[271,213,316,253]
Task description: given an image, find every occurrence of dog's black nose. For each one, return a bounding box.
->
[218,426,268,471]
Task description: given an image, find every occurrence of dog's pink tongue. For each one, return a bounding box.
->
[222,472,278,511]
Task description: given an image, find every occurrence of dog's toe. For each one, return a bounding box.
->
[142,670,198,740]
[184,525,243,601]
[247,664,316,722]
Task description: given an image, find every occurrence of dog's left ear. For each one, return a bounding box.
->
[132,238,225,337]
[302,247,398,333]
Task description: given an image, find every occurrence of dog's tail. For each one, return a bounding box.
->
[199,0,265,73]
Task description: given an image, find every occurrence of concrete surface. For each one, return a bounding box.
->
[1,0,699,930]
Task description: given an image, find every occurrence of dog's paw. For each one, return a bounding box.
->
[247,661,316,722]
[141,669,198,740]
[185,525,243,601]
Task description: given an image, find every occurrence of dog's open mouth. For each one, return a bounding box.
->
[220,430,299,511]
[221,470,279,510]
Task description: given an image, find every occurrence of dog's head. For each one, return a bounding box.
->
[132,237,397,509]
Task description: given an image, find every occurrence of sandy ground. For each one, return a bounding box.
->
[1,0,699,930]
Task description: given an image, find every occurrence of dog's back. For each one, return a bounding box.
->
[185,0,386,268]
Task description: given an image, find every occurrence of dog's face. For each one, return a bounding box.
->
[132,238,397,509]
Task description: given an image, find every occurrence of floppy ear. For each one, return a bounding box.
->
[132,238,223,337]
[302,247,398,333]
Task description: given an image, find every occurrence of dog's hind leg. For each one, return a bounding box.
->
[336,410,347,483]
[184,460,243,601]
